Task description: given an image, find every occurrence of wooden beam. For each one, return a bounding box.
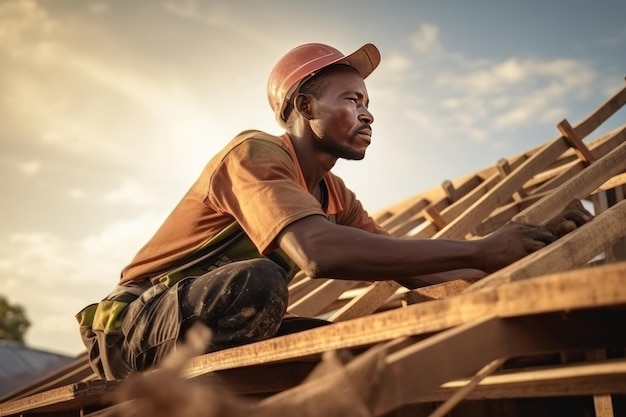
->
[469,200,626,291]
[434,137,570,239]
[422,358,626,402]
[181,262,626,378]
[512,140,626,226]
[433,83,626,240]
[558,119,596,164]
[329,280,401,322]
[288,279,362,317]
[0,380,120,416]
[411,172,502,239]
[370,309,626,416]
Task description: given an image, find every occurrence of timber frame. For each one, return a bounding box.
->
[1,80,625,417]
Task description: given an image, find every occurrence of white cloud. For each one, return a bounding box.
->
[0,0,58,60]
[101,180,157,207]
[393,51,597,146]
[384,53,414,72]
[0,212,165,354]
[66,188,85,200]
[82,211,163,260]
[410,23,441,54]
[18,160,41,175]
[164,0,277,49]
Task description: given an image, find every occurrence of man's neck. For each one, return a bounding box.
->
[286,132,337,193]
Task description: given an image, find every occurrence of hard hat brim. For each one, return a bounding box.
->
[335,43,381,80]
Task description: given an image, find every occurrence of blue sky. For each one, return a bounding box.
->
[1,0,625,355]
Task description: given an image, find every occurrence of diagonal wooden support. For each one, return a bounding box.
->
[512,140,626,225]
[329,280,401,322]
[288,279,362,317]
[369,309,626,416]
[411,172,503,239]
[332,125,626,320]
[497,158,527,201]
[558,118,596,165]
[441,180,457,203]
[532,124,626,195]
[427,358,507,417]
[379,198,431,231]
[469,200,626,291]
[181,262,626,379]
[288,276,330,305]
[423,205,448,231]
[433,84,626,240]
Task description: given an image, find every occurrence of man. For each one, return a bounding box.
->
[76,43,592,380]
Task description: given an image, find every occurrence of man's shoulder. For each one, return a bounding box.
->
[231,130,286,148]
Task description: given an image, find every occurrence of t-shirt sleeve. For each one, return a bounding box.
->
[331,175,390,236]
[207,138,326,254]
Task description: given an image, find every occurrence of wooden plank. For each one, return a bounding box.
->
[558,119,596,164]
[497,158,527,201]
[473,193,545,237]
[423,206,448,231]
[512,140,626,226]
[379,198,431,231]
[405,279,473,304]
[572,83,626,140]
[0,380,120,416]
[370,309,626,416]
[469,200,626,291]
[545,122,626,170]
[593,184,626,264]
[329,281,402,322]
[433,137,570,239]
[288,279,362,317]
[412,154,529,239]
[428,358,507,417]
[586,349,615,417]
[287,276,330,305]
[433,83,626,240]
[390,165,519,238]
[596,173,626,193]
[181,261,626,378]
[522,124,626,195]
[411,172,502,239]
[422,358,626,402]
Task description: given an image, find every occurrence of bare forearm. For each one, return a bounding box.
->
[279,218,485,280]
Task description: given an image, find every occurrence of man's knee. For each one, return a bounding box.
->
[180,258,290,349]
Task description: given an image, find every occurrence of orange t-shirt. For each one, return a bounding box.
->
[120,130,387,284]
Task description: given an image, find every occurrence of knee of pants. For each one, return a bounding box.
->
[227,258,290,310]
[183,258,290,318]
[183,258,290,344]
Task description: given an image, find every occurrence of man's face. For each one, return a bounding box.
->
[307,66,374,160]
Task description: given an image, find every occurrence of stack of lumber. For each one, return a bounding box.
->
[1,80,625,417]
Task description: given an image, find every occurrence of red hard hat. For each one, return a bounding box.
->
[267,43,381,127]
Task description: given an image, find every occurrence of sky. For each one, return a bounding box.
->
[1,0,625,356]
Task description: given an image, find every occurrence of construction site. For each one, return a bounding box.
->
[1,76,625,416]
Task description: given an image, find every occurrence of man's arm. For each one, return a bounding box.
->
[276,215,554,281]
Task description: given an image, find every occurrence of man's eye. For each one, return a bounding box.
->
[347,97,358,102]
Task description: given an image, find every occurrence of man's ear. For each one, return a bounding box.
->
[294,93,313,120]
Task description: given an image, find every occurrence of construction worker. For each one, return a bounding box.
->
[76,43,592,380]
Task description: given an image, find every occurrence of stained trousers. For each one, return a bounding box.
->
[120,258,290,375]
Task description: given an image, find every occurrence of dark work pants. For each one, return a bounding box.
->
[120,258,289,374]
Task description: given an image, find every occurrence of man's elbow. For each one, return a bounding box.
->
[296,253,339,279]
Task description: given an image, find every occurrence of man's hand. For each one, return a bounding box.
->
[543,199,593,239]
[477,222,554,273]
[476,199,593,274]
